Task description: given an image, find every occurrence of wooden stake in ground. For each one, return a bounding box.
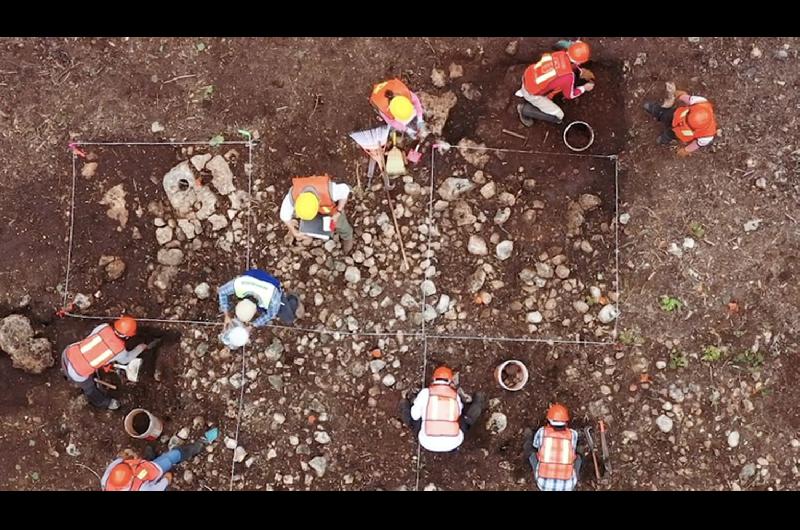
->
[384,188,410,271]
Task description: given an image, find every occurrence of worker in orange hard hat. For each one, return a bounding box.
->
[101,428,217,491]
[370,78,428,139]
[522,403,582,491]
[399,365,486,452]
[515,40,595,126]
[644,84,718,157]
[61,316,154,410]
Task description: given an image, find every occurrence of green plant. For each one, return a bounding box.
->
[689,221,705,239]
[209,134,225,147]
[734,351,764,368]
[669,351,688,369]
[659,295,683,312]
[701,345,724,362]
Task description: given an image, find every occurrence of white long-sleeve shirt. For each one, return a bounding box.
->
[411,388,464,452]
[62,324,146,382]
[100,458,169,491]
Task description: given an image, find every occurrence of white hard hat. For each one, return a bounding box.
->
[235,299,258,323]
[225,325,250,348]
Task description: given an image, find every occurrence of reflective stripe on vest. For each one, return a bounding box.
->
[424,383,460,437]
[233,275,276,308]
[671,102,717,143]
[290,176,336,216]
[66,324,126,378]
[523,51,574,95]
[537,426,576,481]
[369,79,413,120]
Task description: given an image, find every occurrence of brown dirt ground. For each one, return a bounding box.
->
[1,37,799,491]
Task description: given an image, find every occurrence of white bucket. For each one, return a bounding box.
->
[563,121,595,152]
[495,360,529,391]
[220,321,250,349]
[124,408,164,441]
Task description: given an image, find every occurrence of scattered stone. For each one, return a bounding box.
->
[190,153,212,171]
[740,463,756,480]
[157,248,184,267]
[344,266,361,284]
[155,227,173,245]
[104,258,126,281]
[535,263,553,279]
[151,121,165,133]
[578,194,601,211]
[619,213,630,225]
[194,282,210,299]
[449,63,463,79]
[598,304,619,324]
[265,338,284,362]
[224,437,237,450]
[435,295,451,314]
[668,242,683,258]
[467,269,486,293]
[668,386,685,403]
[526,311,543,324]
[655,361,667,370]
[369,359,386,373]
[208,214,228,231]
[495,240,513,261]
[728,431,741,448]
[457,139,490,168]
[431,68,447,88]
[523,178,536,191]
[452,200,477,226]
[755,177,767,190]
[437,177,475,201]
[461,83,481,101]
[682,237,696,250]
[0,315,54,374]
[505,40,519,56]
[422,305,438,322]
[233,446,247,463]
[100,184,129,228]
[177,427,190,440]
[268,375,283,391]
[314,431,331,445]
[497,192,516,207]
[751,45,762,59]
[148,265,178,291]
[743,219,762,232]
[493,208,511,225]
[421,280,436,297]
[688,37,701,43]
[655,415,673,433]
[486,412,508,434]
[81,162,98,178]
[382,374,396,387]
[309,456,328,477]
[418,91,458,136]
[480,182,496,199]
[206,155,236,195]
[555,264,570,279]
[468,235,488,256]
[573,301,590,314]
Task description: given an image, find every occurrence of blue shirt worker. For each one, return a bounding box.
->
[217,269,299,328]
[523,403,582,491]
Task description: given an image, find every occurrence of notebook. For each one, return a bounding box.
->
[300,216,334,240]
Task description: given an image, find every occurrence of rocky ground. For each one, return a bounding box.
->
[1,37,799,490]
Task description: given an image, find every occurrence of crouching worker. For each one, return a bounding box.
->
[61,316,147,411]
[399,365,486,452]
[523,403,582,491]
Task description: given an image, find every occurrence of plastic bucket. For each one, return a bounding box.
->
[495,360,529,391]
[124,408,164,441]
[563,121,595,152]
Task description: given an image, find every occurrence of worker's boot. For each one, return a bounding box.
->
[643,101,663,119]
[399,399,414,427]
[462,391,486,427]
[178,441,204,461]
[517,104,535,127]
[341,238,354,255]
[522,427,534,463]
[143,445,157,460]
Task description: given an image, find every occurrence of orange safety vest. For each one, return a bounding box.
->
[537,426,576,481]
[104,459,162,491]
[369,79,413,121]
[65,324,126,378]
[291,175,337,216]
[671,101,717,143]
[424,383,461,437]
[522,51,575,97]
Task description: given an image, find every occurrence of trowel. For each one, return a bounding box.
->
[385,146,406,176]
[113,358,143,383]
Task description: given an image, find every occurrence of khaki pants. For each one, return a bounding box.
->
[517,87,565,121]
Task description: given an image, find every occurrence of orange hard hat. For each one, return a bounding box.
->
[567,41,591,64]
[108,462,134,489]
[546,403,570,424]
[432,366,454,383]
[687,106,713,129]
[114,315,137,337]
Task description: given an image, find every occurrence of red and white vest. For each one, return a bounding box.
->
[522,51,574,97]
[671,102,717,143]
[291,175,337,216]
[65,324,126,378]
[424,383,460,437]
[104,459,162,492]
[537,426,576,480]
